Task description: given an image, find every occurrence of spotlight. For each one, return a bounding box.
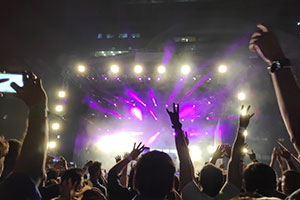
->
[243,148,248,153]
[134,65,143,74]
[218,65,227,73]
[52,122,60,131]
[48,141,57,149]
[243,130,248,137]
[207,145,216,154]
[241,108,247,116]
[58,91,66,98]
[157,65,166,74]
[237,92,246,101]
[189,146,202,161]
[111,65,120,74]
[77,65,86,73]
[55,105,63,112]
[181,65,191,75]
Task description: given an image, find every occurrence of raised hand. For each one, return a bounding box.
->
[213,145,226,159]
[249,24,286,64]
[11,71,47,106]
[239,105,255,128]
[271,147,279,162]
[184,131,189,146]
[166,103,181,129]
[129,142,147,160]
[115,155,122,163]
[248,149,257,162]
[279,148,291,160]
[223,144,232,158]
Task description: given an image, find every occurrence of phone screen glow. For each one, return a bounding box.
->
[0,73,23,93]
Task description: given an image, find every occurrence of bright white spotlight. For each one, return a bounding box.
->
[181,65,191,75]
[207,145,216,154]
[48,141,57,149]
[77,65,86,73]
[58,91,66,98]
[189,145,202,161]
[134,65,143,74]
[55,105,63,112]
[111,65,120,74]
[237,92,246,101]
[218,65,228,73]
[243,148,248,153]
[157,65,166,74]
[243,130,248,137]
[52,122,60,131]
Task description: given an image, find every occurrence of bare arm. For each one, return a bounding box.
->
[11,72,48,184]
[280,148,297,171]
[167,103,194,190]
[109,143,145,179]
[227,105,254,189]
[250,24,300,154]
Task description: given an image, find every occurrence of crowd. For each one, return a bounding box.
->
[0,24,300,200]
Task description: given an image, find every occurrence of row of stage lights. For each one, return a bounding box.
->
[77,64,247,102]
[47,90,68,150]
[76,64,228,75]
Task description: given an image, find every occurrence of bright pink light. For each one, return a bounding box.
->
[130,107,143,121]
[149,89,158,107]
[147,107,158,120]
[147,132,160,145]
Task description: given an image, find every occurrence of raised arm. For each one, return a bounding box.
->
[250,24,300,154]
[227,105,254,189]
[109,143,145,176]
[210,145,226,165]
[11,72,48,184]
[167,103,194,190]
[280,148,297,171]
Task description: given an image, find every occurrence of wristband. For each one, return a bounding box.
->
[268,58,291,73]
[126,155,133,162]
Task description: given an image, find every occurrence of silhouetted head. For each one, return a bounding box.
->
[134,150,176,198]
[243,162,276,196]
[199,163,224,197]
[282,170,300,195]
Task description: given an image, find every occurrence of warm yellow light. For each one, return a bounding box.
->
[48,141,57,149]
[134,65,143,74]
[58,91,66,98]
[237,92,246,101]
[241,108,247,116]
[243,130,248,137]
[55,105,63,112]
[181,65,191,75]
[157,65,166,74]
[111,65,120,74]
[218,65,227,73]
[52,122,60,130]
[77,65,86,73]
[243,148,248,153]
[207,145,216,154]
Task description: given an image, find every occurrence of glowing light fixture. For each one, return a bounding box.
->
[218,65,227,73]
[134,65,143,74]
[48,141,57,149]
[55,105,63,112]
[52,122,60,131]
[237,92,246,101]
[241,108,247,116]
[111,65,120,74]
[157,65,166,74]
[77,65,86,73]
[243,148,248,153]
[243,130,248,137]
[181,65,191,75]
[58,91,66,98]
